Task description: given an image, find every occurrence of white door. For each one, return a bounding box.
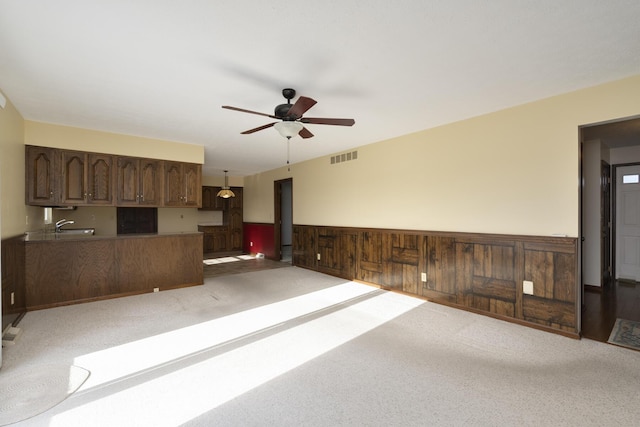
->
[616,164,640,281]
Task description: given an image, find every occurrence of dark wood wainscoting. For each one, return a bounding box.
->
[1,235,26,331]
[294,225,578,337]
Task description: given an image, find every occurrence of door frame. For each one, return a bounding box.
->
[601,160,611,286]
[274,177,292,261]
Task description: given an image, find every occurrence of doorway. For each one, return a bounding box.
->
[274,178,293,263]
[581,116,640,341]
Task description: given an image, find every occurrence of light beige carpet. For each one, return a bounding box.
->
[2,267,640,426]
[0,364,89,426]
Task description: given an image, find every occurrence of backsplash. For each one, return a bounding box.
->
[196,210,223,226]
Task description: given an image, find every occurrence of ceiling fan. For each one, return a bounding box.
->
[222,88,355,139]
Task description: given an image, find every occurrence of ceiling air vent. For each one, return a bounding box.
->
[330,150,358,165]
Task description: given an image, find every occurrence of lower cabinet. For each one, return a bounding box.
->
[200,226,228,253]
[25,233,203,309]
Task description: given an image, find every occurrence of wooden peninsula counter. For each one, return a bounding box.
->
[25,232,203,310]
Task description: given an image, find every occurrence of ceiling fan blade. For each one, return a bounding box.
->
[299,127,314,139]
[222,105,277,119]
[300,117,355,126]
[285,96,317,119]
[241,122,277,134]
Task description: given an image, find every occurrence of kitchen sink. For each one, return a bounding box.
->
[57,228,95,235]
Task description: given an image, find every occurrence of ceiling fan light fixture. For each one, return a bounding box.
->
[274,121,303,139]
[216,170,235,198]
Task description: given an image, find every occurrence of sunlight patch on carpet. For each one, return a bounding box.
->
[203,255,255,265]
[0,364,90,425]
[66,283,422,426]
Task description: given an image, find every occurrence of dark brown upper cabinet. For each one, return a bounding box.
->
[26,145,59,206]
[164,161,202,207]
[60,150,115,206]
[26,145,201,208]
[200,186,229,210]
[116,157,164,207]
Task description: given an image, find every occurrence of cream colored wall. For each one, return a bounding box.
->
[202,174,244,187]
[24,121,204,164]
[0,91,43,238]
[244,75,640,238]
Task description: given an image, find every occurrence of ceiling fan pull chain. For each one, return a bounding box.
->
[287,138,291,172]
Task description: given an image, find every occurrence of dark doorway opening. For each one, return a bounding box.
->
[274,178,293,263]
[581,116,640,341]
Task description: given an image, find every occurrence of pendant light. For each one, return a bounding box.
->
[216,170,235,198]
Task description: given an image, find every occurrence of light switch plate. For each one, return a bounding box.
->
[523,280,534,295]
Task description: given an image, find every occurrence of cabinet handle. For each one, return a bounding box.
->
[140,194,144,201]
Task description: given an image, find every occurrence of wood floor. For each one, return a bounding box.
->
[203,253,291,279]
[582,280,640,342]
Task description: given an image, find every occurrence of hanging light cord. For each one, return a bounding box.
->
[287,137,291,171]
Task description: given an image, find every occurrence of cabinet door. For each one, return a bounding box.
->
[213,188,227,210]
[26,146,59,205]
[228,187,243,209]
[116,157,140,206]
[60,150,87,205]
[229,209,243,251]
[164,161,184,207]
[212,232,228,252]
[87,153,114,205]
[203,232,214,253]
[183,163,202,207]
[165,162,202,207]
[139,159,163,206]
[201,186,215,210]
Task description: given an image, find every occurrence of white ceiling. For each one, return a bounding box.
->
[1,1,640,177]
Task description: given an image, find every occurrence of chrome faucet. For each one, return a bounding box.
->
[55,218,75,232]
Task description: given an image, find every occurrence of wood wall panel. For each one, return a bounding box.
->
[293,225,579,337]
[384,233,420,293]
[358,231,384,284]
[2,235,26,331]
[26,239,118,309]
[292,225,316,268]
[424,236,457,301]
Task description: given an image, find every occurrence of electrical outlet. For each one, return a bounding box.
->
[11,292,15,305]
[25,215,29,225]
[421,272,427,282]
[317,253,321,260]
[523,280,534,295]
[250,241,253,247]
[153,287,159,293]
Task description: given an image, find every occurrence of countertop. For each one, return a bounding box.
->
[24,231,202,242]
